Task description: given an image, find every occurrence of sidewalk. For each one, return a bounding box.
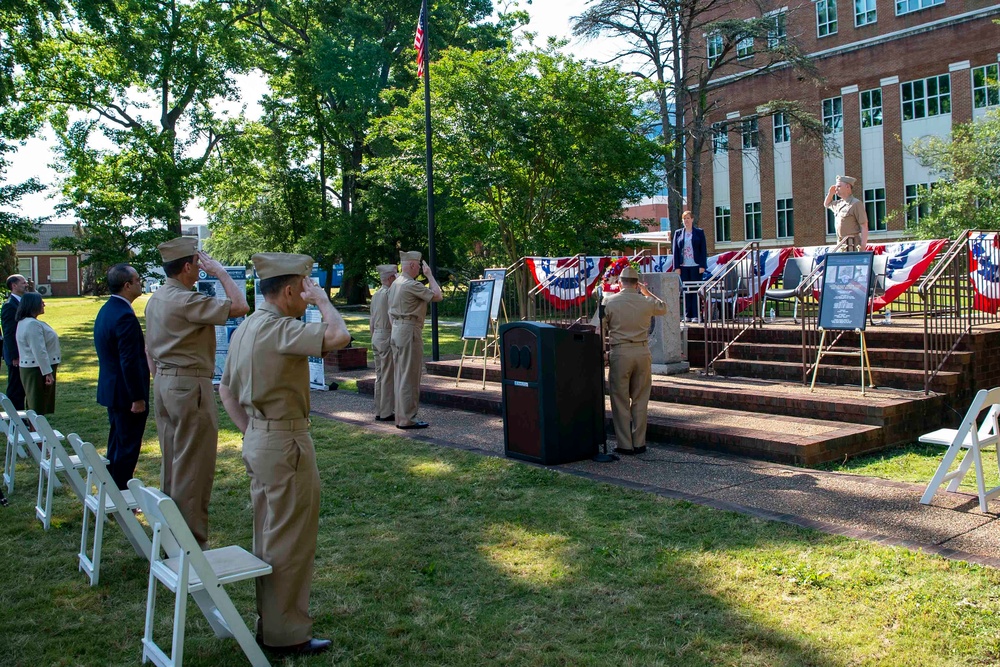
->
[311,374,1000,569]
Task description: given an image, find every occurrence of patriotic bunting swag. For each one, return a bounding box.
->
[969,232,1000,313]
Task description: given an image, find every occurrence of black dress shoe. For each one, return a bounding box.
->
[374,414,395,422]
[260,637,332,656]
[614,446,646,455]
[397,421,429,430]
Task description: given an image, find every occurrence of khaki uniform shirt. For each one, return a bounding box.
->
[369,287,392,334]
[220,302,326,421]
[145,278,232,372]
[603,288,668,345]
[829,196,868,245]
[388,275,434,326]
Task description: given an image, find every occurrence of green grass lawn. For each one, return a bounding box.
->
[3,298,1000,666]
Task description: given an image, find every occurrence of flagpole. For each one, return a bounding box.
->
[419,0,440,362]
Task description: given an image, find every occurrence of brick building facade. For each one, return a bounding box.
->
[689,0,1000,253]
[15,224,84,297]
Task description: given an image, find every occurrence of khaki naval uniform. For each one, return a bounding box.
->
[603,286,667,451]
[828,196,869,249]
[145,278,231,547]
[369,286,394,419]
[221,302,327,647]
[388,274,434,426]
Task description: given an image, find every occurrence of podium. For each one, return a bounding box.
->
[500,322,605,464]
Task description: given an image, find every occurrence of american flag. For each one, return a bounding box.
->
[414,3,426,78]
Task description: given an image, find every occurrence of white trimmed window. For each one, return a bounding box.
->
[973,64,1000,109]
[17,258,33,282]
[816,0,837,37]
[713,122,729,153]
[865,188,887,231]
[861,89,883,128]
[49,257,68,282]
[737,36,754,59]
[742,117,759,149]
[707,33,723,67]
[776,199,794,238]
[902,74,951,121]
[822,96,843,134]
[855,0,877,25]
[715,206,732,242]
[896,0,943,16]
[826,195,840,235]
[745,202,762,240]
[773,112,790,143]
[767,13,787,48]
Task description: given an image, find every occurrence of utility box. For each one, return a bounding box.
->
[499,322,605,465]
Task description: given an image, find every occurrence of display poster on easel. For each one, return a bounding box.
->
[483,268,506,321]
[461,280,495,340]
[199,266,247,384]
[818,252,874,331]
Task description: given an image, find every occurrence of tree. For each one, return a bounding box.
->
[368,45,662,315]
[573,0,826,230]
[907,109,1000,239]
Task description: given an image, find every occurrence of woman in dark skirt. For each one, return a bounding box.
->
[14,292,61,415]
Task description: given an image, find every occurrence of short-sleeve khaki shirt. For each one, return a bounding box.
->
[388,275,434,326]
[603,288,668,345]
[369,287,392,333]
[828,196,868,244]
[145,278,232,372]
[220,302,326,421]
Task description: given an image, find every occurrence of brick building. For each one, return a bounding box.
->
[14,224,84,297]
[689,0,1000,254]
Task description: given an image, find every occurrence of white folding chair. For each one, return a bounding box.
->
[3,395,63,497]
[29,411,90,529]
[128,479,272,667]
[67,434,151,585]
[920,387,1000,512]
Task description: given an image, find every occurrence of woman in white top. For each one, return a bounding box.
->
[15,292,61,415]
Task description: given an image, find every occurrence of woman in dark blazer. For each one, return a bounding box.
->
[672,210,708,321]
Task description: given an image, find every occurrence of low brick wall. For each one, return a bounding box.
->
[325,347,368,371]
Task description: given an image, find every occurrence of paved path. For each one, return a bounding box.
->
[312,374,1000,569]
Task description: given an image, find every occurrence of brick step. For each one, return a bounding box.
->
[721,342,972,372]
[686,323,935,350]
[712,358,960,393]
[357,374,883,466]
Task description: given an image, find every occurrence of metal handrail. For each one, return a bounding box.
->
[698,241,761,372]
[527,253,586,297]
[917,232,963,295]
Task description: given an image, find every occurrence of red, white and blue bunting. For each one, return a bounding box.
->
[968,232,1000,313]
[524,256,611,309]
[526,242,945,311]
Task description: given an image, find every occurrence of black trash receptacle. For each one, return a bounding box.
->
[499,321,605,465]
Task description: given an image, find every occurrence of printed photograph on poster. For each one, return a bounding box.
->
[199,266,247,382]
[482,268,506,321]
[461,279,494,340]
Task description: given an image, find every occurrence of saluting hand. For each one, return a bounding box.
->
[421,260,432,277]
[197,251,225,278]
[300,277,328,305]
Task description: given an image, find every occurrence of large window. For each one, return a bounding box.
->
[896,0,943,15]
[826,195,840,235]
[773,112,790,144]
[737,36,753,59]
[816,0,838,36]
[767,13,787,48]
[745,202,762,240]
[742,117,759,149]
[823,97,843,134]
[707,33,723,67]
[865,188,887,232]
[49,257,68,282]
[973,64,1000,110]
[715,206,732,242]
[713,123,729,154]
[902,74,951,120]
[776,199,794,238]
[860,89,883,128]
[17,258,32,282]
[905,183,933,227]
[855,0,877,25]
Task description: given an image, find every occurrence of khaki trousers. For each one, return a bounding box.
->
[154,374,218,547]
[242,426,320,647]
[371,329,394,419]
[608,344,652,450]
[390,321,423,426]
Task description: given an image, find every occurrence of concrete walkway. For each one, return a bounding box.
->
[311,374,1000,569]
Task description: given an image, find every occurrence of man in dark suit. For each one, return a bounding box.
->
[2,274,28,408]
[94,264,150,489]
[672,210,708,322]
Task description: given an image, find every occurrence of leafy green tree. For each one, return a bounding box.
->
[369,45,662,314]
[908,110,1000,239]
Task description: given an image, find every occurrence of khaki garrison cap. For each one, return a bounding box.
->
[399,250,422,263]
[620,266,639,280]
[377,264,398,278]
[836,175,857,186]
[252,252,314,279]
[158,236,198,262]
